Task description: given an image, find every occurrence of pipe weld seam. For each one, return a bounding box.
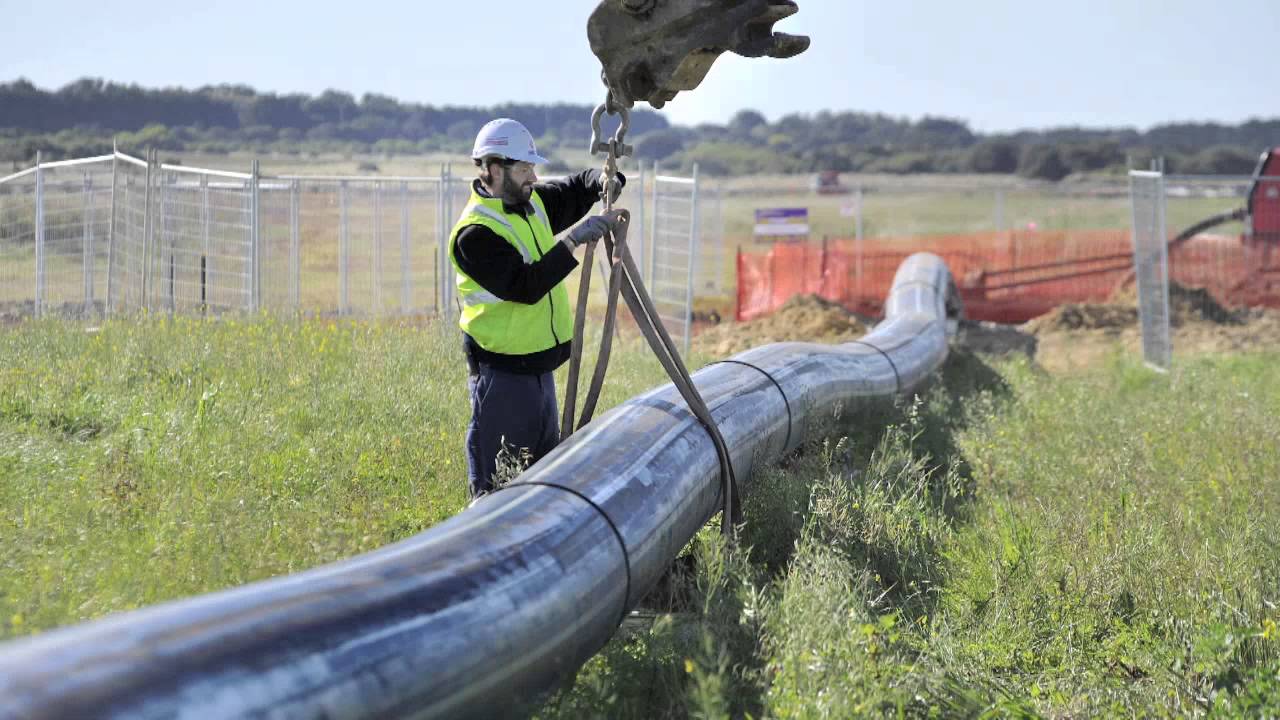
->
[495,481,632,629]
[890,280,942,296]
[705,359,792,453]
[851,340,901,394]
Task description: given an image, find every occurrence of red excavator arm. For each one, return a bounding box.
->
[587,0,809,110]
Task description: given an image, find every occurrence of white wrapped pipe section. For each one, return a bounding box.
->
[0,253,960,720]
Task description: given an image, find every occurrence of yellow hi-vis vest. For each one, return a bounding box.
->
[448,188,572,355]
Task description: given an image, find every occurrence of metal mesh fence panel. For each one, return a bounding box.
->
[628,163,647,287]
[695,181,727,298]
[294,179,344,315]
[342,180,379,315]
[650,164,697,354]
[258,180,295,312]
[1161,173,1280,310]
[33,158,114,317]
[153,166,253,314]
[1129,170,1172,370]
[405,179,444,316]
[285,176,449,317]
[4,154,731,323]
[440,169,471,314]
[108,154,150,314]
[0,169,35,317]
[1162,175,1252,304]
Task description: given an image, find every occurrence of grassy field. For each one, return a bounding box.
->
[0,315,703,636]
[536,349,1280,718]
[2,314,1278,716]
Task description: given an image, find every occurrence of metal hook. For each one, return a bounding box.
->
[589,95,634,158]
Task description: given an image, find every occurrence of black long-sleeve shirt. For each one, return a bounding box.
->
[454,169,625,374]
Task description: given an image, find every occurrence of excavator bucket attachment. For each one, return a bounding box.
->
[588,0,809,109]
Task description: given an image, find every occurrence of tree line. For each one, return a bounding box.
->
[2,78,1275,179]
[644,109,1276,178]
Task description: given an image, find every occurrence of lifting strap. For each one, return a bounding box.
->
[560,200,742,538]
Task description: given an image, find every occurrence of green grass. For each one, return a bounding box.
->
[538,350,1280,718]
[0,314,696,638]
[3,317,1278,717]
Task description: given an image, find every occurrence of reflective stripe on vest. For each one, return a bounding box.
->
[461,290,503,307]
[465,205,531,264]
[448,185,574,356]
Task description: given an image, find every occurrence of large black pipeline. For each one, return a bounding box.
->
[0,253,960,720]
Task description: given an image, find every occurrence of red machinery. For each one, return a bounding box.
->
[1247,147,1280,242]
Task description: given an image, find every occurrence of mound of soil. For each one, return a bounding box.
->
[1024,282,1242,335]
[696,294,869,357]
[1023,303,1139,334]
[1108,282,1242,326]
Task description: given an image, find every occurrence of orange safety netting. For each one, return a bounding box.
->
[737,231,1280,324]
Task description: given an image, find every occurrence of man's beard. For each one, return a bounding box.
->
[502,174,533,204]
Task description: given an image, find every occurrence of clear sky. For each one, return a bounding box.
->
[1,0,1275,132]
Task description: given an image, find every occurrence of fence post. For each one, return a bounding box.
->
[251,159,261,312]
[448,163,457,313]
[339,179,349,315]
[34,151,45,318]
[683,163,699,357]
[438,165,451,314]
[855,185,864,300]
[400,181,410,315]
[994,187,1005,233]
[199,175,210,312]
[83,173,95,312]
[1157,170,1171,365]
[241,175,251,309]
[160,167,174,314]
[106,151,118,315]
[634,162,646,284]
[855,185,864,241]
[142,148,154,311]
[434,171,444,315]
[290,179,300,310]
[373,181,383,314]
[649,161,660,286]
[708,182,723,295]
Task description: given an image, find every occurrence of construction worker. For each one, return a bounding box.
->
[450,118,625,498]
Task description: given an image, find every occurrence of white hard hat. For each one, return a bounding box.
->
[471,118,549,165]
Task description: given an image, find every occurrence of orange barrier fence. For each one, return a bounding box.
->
[737,231,1280,324]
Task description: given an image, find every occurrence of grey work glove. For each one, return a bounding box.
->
[563,211,623,248]
[605,176,624,204]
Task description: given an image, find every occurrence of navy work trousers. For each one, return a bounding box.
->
[465,364,560,497]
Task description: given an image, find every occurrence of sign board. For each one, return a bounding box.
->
[754,207,809,237]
